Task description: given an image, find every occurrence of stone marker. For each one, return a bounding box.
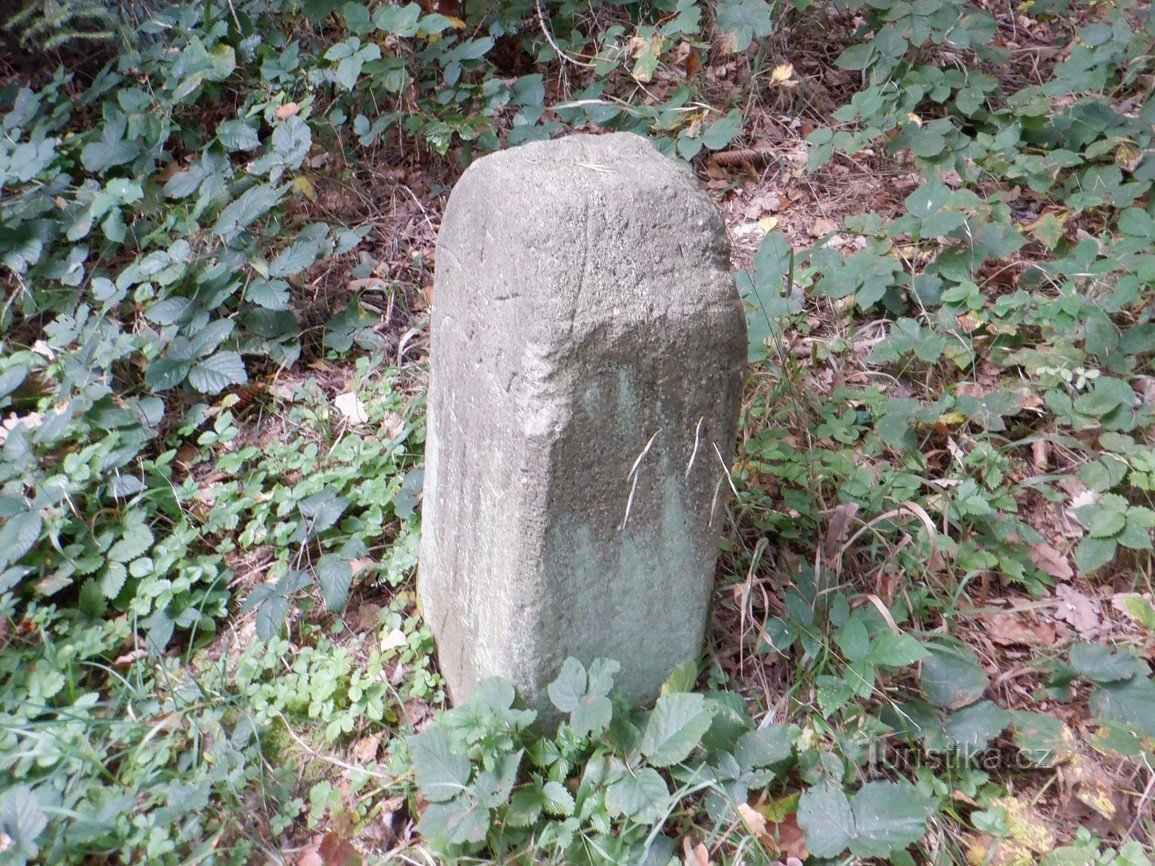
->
[419,132,745,723]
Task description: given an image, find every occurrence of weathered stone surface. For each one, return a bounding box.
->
[419,132,745,722]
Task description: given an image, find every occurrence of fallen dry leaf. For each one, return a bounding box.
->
[380,628,408,652]
[768,818,808,861]
[317,830,362,866]
[348,277,389,292]
[682,838,711,866]
[757,811,808,861]
[1055,584,1101,635]
[334,392,369,424]
[349,557,374,576]
[1029,542,1073,581]
[737,802,767,835]
[352,734,380,763]
[983,612,1057,647]
[356,603,382,631]
[381,411,406,440]
[275,101,300,119]
[810,216,838,237]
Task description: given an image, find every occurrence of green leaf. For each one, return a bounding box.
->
[570,694,612,737]
[799,781,935,859]
[604,765,668,823]
[373,2,421,36]
[315,554,353,612]
[640,692,713,767]
[944,700,1011,753]
[587,657,619,696]
[715,0,775,52]
[213,183,286,239]
[417,795,489,846]
[920,643,988,709]
[702,109,741,151]
[245,278,291,310]
[1090,674,1155,737]
[100,562,127,599]
[846,781,936,857]
[298,488,349,535]
[734,726,793,771]
[541,781,575,817]
[408,727,472,802]
[0,365,28,402]
[1069,643,1137,683]
[188,352,247,394]
[835,42,874,70]
[108,522,153,563]
[1088,508,1126,538]
[216,119,261,151]
[905,179,965,238]
[661,660,698,695]
[507,788,544,827]
[867,631,930,668]
[797,782,854,858]
[0,784,49,854]
[547,658,586,713]
[269,239,322,278]
[1074,535,1117,574]
[0,510,40,569]
[1011,711,1076,768]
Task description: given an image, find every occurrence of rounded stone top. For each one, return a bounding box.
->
[432,131,743,378]
[457,131,701,194]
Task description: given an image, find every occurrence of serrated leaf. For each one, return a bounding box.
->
[867,631,930,668]
[216,119,261,151]
[797,782,854,858]
[417,795,489,846]
[0,784,49,850]
[269,239,321,278]
[408,727,471,802]
[1088,508,1126,538]
[298,488,349,535]
[799,781,934,859]
[315,554,353,612]
[473,751,520,808]
[541,780,575,816]
[640,692,713,767]
[506,788,544,827]
[715,0,775,52]
[0,365,28,402]
[245,278,291,309]
[1074,535,1117,574]
[734,725,793,771]
[101,562,127,599]
[661,659,697,696]
[604,765,668,823]
[188,352,247,394]
[0,509,40,569]
[213,183,285,239]
[702,109,741,150]
[847,781,936,857]
[373,2,421,36]
[586,657,619,696]
[108,523,153,563]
